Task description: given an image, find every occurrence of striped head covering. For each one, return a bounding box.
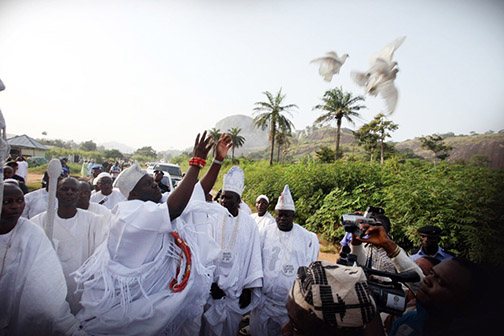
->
[290,261,376,328]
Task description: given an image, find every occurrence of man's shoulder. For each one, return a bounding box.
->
[111,189,127,199]
[88,202,112,215]
[25,188,46,198]
[438,246,456,259]
[239,210,260,231]
[17,217,47,238]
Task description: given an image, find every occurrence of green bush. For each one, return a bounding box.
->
[237,159,504,264]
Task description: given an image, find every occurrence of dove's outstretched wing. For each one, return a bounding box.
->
[351,71,369,87]
[377,79,398,115]
[0,78,5,92]
[369,36,406,66]
[311,52,348,82]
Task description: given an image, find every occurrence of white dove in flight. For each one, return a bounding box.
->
[351,36,406,114]
[310,52,349,82]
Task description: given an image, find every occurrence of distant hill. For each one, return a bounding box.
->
[213,114,504,168]
[395,133,504,169]
[214,114,270,155]
[101,141,135,154]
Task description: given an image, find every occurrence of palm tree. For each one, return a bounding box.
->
[227,127,245,162]
[208,128,221,157]
[313,87,365,160]
[275,128,291,162]
[253,89,297,165]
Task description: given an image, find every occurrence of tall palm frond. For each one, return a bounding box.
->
[253,88,297,165]
[313,87,365,160]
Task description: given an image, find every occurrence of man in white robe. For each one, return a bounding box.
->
[31,177,106,314]
[74,132,232,335]
[89,172,126,210]
[202,166,263,336]
[250,185,319,336]
[251,194,275,231]
[77,181,111,236]
[0,184,78,335]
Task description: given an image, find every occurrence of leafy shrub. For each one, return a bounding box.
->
[239,159,504,264]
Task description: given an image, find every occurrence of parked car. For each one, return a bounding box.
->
[152,163,182,187]
[27,157,49,167]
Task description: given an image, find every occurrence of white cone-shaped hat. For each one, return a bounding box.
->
[222,166,245,197]
[113,162,147,198]
[275,184,295,211]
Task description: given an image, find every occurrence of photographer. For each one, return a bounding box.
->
[350,224,424,293]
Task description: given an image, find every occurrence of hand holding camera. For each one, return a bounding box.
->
[354,224,398,256]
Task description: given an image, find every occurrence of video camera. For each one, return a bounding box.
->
[337,246,420,316]
[341,206,385,239]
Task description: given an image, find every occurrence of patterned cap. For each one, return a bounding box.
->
[417,225,442,236]
[113,162,147,198]
[290,261,376,328]
[222,166,245,197]
[275,184,295,211]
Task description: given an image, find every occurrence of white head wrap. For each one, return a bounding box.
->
[113,162,147,198]
[222,166,245,197]
[275,184,295,211]
[256,194,269,204]
[4,178,19,185]
[95,172,112,183]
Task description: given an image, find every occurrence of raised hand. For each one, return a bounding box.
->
[192,131,213,160]
[356,224,397,254]
[215,133,233,161]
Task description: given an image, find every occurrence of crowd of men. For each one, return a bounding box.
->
[1,131,497,336]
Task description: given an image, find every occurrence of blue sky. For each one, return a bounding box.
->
[0,0,503,151]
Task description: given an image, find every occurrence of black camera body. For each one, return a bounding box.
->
[341,206,385,238]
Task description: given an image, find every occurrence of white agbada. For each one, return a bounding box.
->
[16,160,28,180]
[74,183,225,336]
[250,184,319,335]
[203,209,263,336]
[250,223,319,335]
[251,211,276,231]
[86,202,113,239]
[21,188,56,219]
[90,188,126,210]
[0,218,78,335]
[31,208,106,314]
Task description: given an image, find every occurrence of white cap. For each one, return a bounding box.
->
[275,184,295,211]
[113,162,147,198]
[95,172,112,183]
[222,166,245,197]
[4,178,19,185]
[256,195,269,203]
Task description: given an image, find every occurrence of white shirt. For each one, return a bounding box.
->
[90,188,126,210]
[85,202,113,238]
[31,209,107,314]
[0,218,78,335]
[21,188,56,219]
[250,223,319,336]
[251,211,276,231]
[16,161,28,180]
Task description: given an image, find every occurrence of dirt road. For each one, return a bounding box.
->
[26,173,44,185]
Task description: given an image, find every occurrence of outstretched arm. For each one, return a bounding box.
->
[167,131,212,220]
[200,133,232,195]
